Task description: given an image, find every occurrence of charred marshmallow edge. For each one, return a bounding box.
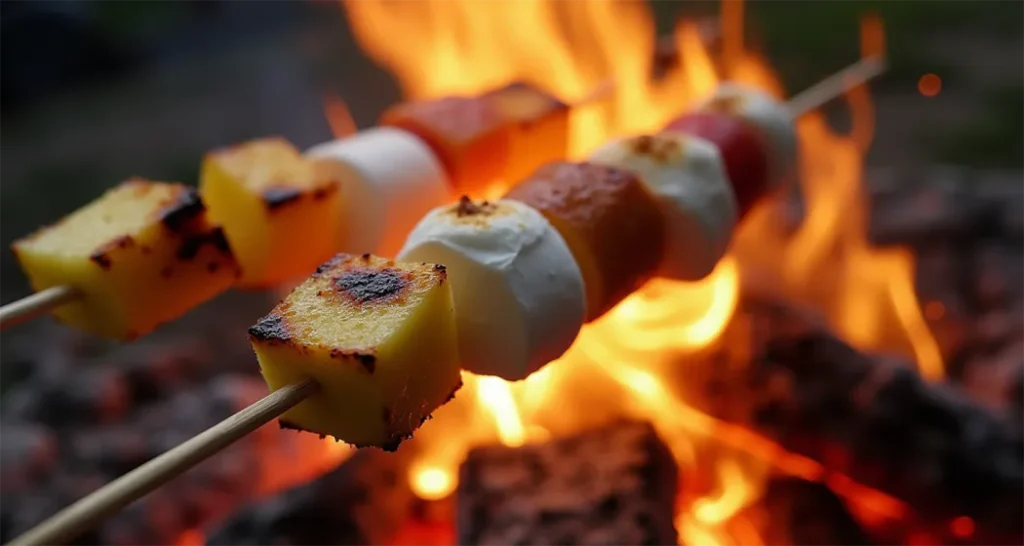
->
[588,133,738,281]
[306,127,453,258]
[696,83,799,192]
[398,197,586,381]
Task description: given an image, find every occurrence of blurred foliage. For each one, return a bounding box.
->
[89,1,194,41]
[744,0,1023,169]
[928,84,1024,169]
[654,0,1021,90]
[651,0,1023,169]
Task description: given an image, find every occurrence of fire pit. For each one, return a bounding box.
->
[1,1,1022,545]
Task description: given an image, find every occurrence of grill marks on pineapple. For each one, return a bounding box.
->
[247,313,292,344]
[378,378,463,452]
[176,227,232,261]
[261,186,303,210]
[89,235,135,270]
[146,186,240,276]
[332,266,412,304]
[262,181,340,211]
[248,308,378,372]
[328,348,376,374]
[311,254,345,278]
[158,187,207,233]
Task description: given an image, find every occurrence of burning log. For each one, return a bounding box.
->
[206,449,412,546]
[2,366,131,428]
[754,476,874,546]
[456,419,678,546]
[690,299,1024,540]
[2,376,278,545]
[0,423,59,497]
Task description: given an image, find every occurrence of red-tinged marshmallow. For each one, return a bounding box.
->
[695,83,798,192]
[663,112,769,219]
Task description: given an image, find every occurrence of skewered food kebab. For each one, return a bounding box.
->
[2,82,572,337]
[255,163,712,445]
[9,55,886,546]
[252,82,818,442]
[1,78,802,341]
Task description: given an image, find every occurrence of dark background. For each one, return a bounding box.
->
[1,0,1021,300]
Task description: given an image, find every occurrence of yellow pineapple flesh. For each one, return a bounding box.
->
[200,137,344,288]
[249,253,462,450]
[11,179,241,340]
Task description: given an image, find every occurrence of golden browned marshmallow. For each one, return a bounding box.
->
[398,197,585,380]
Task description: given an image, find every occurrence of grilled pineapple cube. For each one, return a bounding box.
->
[11,179,241,340]
[200,137,344,288]
[249,253,462,450]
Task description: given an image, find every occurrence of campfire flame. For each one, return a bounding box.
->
[322,0,944,543]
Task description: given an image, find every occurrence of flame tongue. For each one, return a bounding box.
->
[324,1,938,544]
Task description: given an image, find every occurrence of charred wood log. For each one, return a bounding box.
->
[206,449,411,546]
[457,419,678,546]
[2,376,280,545]
[691,300,1024,540]
[754,476,873,546]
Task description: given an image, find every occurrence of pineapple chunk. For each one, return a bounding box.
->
[200,137,344,288]
[380,97,509,196]
[249,253,462,450]
[483,82,570,183]
[11,179,241,340]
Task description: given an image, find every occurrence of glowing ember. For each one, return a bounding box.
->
[314,0,945,544]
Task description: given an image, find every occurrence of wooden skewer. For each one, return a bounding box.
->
[785,55,887,118]
[7,56,887,546]
[0,285,79,331]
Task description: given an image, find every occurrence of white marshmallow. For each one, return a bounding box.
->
[696,83,798,191]
[306,127,452,258]
[588,133,737,281]
[398,198,585,381]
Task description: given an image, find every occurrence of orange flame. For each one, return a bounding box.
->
[326,0,943,543]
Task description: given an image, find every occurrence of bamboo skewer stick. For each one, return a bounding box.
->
[0,285,79,331]
[7,56,887,546]
[785,55,887,118]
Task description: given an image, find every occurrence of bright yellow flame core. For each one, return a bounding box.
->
[336,0,939,543]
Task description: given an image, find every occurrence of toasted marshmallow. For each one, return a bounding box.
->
[398,197,585,381]
[306,127,452,258]
[696,83,798,191]
[588,133,737,281]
